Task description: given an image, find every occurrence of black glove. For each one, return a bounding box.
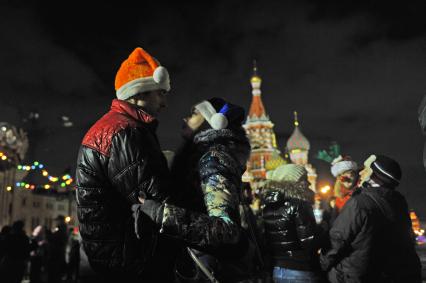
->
[132,200,164,239]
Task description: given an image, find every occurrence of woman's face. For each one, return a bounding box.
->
[182,109,205,138]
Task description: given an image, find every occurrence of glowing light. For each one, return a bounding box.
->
[31,166,36,170]
[61,183,66,188]
[17,165,22,170]
[0,152,3,156]
[1,156,7,161]
[25,184,30,189]
[30,185,35,190]
[39,164,44,169]
[42,171,48,177]
[66,179,73,185]
[49,176,59,182]
[44,184,50,190]
[65,216,71,223]
[34,161,39,166]
[16,182,20,187]
[20,182,25,187]
[320,185,331,194]
[6,186,12,192]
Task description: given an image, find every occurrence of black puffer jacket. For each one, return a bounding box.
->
[76,99,171,281]
[320,185,421,283]
[163,128,252,282]
[261,181,318,271]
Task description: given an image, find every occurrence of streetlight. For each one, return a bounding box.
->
[320,185,331,194]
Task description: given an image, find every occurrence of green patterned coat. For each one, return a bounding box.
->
[161,128,251,251]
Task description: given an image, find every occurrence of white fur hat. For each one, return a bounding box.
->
[331,155,358,177]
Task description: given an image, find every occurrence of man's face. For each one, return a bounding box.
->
[132,90,168,117]
[338,170,357,189]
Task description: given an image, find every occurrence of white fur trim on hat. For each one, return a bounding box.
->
[195,101,230,130]
[331,160,358,177]
[195,101,216,120]
[116,66,170,100]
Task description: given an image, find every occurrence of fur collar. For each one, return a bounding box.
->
[262,180,315,204]
[194,128,248,145]
[193,128,251,167]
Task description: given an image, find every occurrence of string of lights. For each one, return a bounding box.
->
[1,150,74,191]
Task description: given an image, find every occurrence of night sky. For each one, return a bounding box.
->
[1,1,426,216]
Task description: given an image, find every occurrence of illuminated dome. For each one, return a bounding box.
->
[286,111,310,152]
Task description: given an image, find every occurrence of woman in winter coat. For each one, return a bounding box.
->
[261,164,324,283]
[133,97,252,282]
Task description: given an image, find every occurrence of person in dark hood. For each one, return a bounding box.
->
[75,47,173,282]
[261,164,324,282]
[320,154,421,283]
[133,97,253,282]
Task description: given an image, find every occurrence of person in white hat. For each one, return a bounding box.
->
[321,154,421,283]
[330,155,358,211]
[133,97,254,282]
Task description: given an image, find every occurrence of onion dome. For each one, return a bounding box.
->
[247,60,268,121]
[286,111,310,151]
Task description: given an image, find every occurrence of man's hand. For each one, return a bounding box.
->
[132,200,164,239]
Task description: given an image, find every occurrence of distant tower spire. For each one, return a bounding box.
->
[294,111,299,127]
[253,59,258,76]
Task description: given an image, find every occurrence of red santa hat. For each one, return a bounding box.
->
[115,47,170,100]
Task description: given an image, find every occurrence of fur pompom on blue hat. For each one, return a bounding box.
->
[195,97,245,130]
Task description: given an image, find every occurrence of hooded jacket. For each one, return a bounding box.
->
[320,185,421,283]
[163,127,251,251]
[75,99,171,280]
[261,180,318,271]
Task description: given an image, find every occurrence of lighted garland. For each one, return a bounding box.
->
[0,151,74,191]
[17,161,73,185]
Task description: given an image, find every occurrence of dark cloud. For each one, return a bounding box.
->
[1,1,426,216]
[307,0,426,45]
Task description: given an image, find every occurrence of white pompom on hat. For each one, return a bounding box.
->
[331,155,358,177]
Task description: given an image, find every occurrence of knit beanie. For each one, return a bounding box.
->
[365,154,402,187]
[115,47,170,100]
[331,155,358,177]
[266,164,308,183]
[194,97,245,130]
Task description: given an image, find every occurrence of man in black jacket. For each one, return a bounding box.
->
[76,47,173,282]
[320,154,421,283]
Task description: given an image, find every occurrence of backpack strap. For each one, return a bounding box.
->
[187,247,220,283]
[362,190,394,222]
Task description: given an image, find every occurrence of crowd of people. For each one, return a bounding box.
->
[1,46,421,283]
[0,216,80,283]
[72,46,422,283]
